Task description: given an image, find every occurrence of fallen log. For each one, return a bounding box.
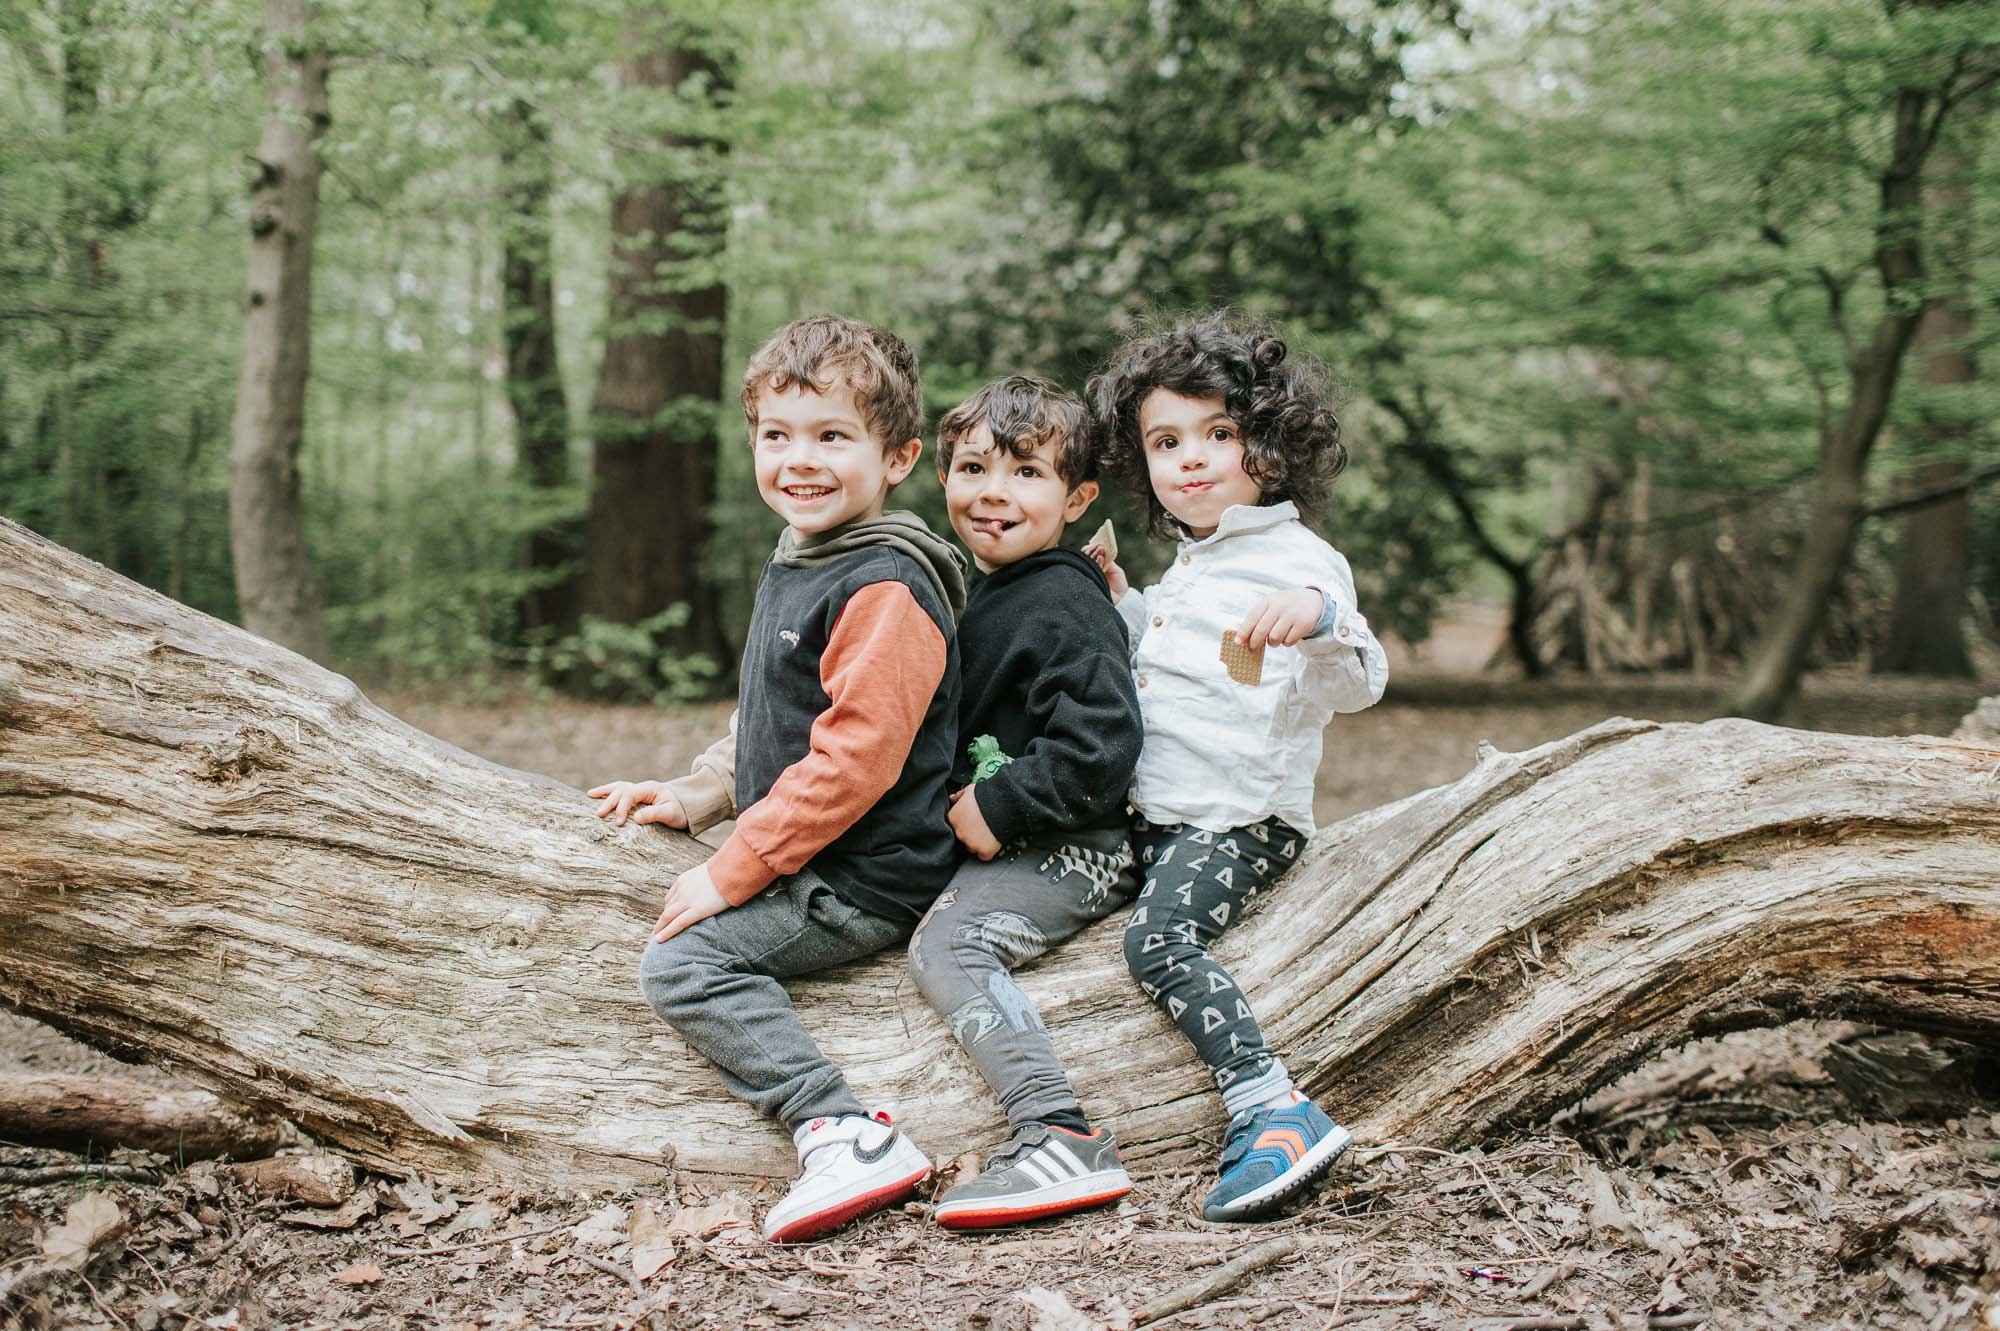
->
[0,1072,288,1162]
[2,516,1998,1190]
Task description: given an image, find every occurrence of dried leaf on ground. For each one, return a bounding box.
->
[392,1179,459,1226]
[665,1193,754,1241]
[333,1260,384,1285]
[438,1200,499,1241]
[39,1192,124,1271]
[283,1185,379,1230]
[1018,1285,1099,1331]
[573,1202,628,1249]
[628,1201,676,1281]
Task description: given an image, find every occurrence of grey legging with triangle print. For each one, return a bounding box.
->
[1122,814,1303,1119]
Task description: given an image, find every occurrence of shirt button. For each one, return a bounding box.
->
[1136,675,1148,688]
[1179,554,1191,566]
[1152,616,1163,628]
[1337,628,1352,640]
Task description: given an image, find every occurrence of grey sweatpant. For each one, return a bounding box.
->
[638,868,906,1130]
[908,826,1136,1129]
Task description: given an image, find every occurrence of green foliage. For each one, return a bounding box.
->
[528,609,720,705]
[3,0,1994,688]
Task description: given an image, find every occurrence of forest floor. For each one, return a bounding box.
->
[3,643,1997,1331]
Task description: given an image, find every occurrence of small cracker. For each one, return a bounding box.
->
[1089,519,1117,562]
[1219,630,1264,686]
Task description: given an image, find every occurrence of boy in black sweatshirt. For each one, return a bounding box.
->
[908,375,1144,1229]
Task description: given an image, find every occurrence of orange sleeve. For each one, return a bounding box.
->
[706,581,948,905]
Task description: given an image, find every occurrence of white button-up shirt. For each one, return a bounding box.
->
[1115,501,1388,836]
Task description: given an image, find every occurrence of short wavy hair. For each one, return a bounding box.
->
[936,375,1095,489]
[740,314,923,452]
[1089,312,1345,537]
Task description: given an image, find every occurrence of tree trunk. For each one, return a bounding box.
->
[227,0,332,665]
[499,96,577,639]
[5,518,1998,1190]
[1877,134,1977,678]
[579,36,729,666]
[1728,86,1935,722]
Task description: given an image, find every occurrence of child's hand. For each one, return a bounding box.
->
[1082,541,1129,601]
[652,862,726,942]
[947,786,1003,861]
[588,779,687,829]
[1238,588,1324,651]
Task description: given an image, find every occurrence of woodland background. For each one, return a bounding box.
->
[5,6,2000,1329]
[4,0,1997,719]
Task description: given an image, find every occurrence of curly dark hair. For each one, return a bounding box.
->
[1088,312,1345,538]
[936,375,1095,489]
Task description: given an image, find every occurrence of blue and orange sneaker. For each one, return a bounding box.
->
[1201,1097,1352,1221]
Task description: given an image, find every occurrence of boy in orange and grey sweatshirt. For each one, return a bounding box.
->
[588,315,965,1244]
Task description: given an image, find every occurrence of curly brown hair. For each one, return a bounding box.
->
[936,375,1095,489]
[1089,312,1345,537]
[740,314,924,453]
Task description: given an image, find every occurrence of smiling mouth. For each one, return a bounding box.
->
[783,485,835,501]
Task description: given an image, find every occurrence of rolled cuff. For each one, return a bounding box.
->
[705,833,779,906]
[664,766,734,837]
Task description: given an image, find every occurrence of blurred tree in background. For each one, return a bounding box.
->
[0,0,1994,705]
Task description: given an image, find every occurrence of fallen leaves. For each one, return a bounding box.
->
[664,1192,754,1242]
[333,1260,384,1285]
[627,1202,676,1281]
[39,1192,124,1271]
[572,1201,627,1249]
[1018,1285,1097,1331]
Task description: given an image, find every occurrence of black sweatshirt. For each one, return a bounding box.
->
[953,547,1142,845]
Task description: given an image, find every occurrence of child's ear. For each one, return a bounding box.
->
[1062,479,1100,524]
[886,437,922,485]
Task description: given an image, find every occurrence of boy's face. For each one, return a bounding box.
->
[751,380,921,538]
[1139,388,1261,538]
[943,421,1097,573]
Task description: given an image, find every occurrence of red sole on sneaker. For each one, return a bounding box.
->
[764,1167,931,1244]
[934,1184,1133,1231]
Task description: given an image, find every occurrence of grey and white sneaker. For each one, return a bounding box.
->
[934,1123,1132,1229]
[762,1111,932,1244]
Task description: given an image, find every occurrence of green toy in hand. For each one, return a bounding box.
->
[968,734,1013,783]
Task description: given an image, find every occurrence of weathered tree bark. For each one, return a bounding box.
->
[0,1073,288,1162]
[578,30,730,666]
[227,0,332,664]
[3,517,1998,1191]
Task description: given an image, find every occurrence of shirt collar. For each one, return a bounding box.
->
[1182,500,1299,548]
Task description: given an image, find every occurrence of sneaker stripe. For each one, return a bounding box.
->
[1018,1154,1064,1187]
[1042,1138,1090,1178]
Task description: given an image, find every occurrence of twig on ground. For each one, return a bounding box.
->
[0,1163,161,1186]
[1132,1236,1297,1326]
[384,1223,565,1257]
[1473,1314,1708,1330]
[563,1247,641,1294]
[1511,1261,1574,1300]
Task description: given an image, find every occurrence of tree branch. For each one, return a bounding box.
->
[1863,460,2000,520]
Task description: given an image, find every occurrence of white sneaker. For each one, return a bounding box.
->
[761,1111,932,1243]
